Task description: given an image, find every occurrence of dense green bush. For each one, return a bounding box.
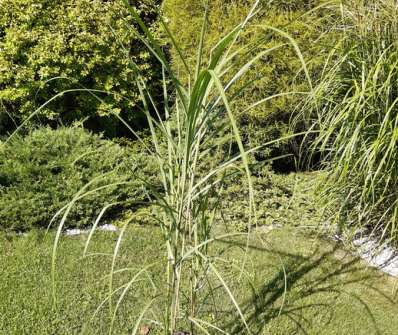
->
[313,0,398,242]
[0,127,158,231]
[0,0,162,137]
[163,0,335,169]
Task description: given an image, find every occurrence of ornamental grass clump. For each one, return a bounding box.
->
[311,0,398,243]
[61,0,312,332]
[4,0,313,333]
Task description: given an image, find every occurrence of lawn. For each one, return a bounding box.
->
[1,223,397,334]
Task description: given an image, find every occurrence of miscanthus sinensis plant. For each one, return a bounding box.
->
[310,0,398,244]
[4,0,313,333]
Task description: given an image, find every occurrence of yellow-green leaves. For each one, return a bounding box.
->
[0,0,162,137]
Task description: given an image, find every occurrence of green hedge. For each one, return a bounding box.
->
[0,127,158,231]
[163,0,334,168]
[0,0,162,137]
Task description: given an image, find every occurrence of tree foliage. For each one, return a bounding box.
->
[163,0,335,169]
[0,0,162,137]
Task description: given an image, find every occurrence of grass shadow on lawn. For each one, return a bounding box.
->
[218,233,397,335]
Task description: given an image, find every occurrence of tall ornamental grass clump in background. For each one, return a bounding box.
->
[42,0,312,333]
[312,0,398,243]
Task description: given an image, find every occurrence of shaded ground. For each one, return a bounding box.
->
[1,225,397,334]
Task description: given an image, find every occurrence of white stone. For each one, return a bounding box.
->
[65,228,83,236]
[353,235,398,277]
[98,224,118,232]
[64,224,118,236]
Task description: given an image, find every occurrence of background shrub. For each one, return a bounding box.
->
[163,0,335,170]
[0,0,162,137]
[218,168,321,231]
[0,127,158,231]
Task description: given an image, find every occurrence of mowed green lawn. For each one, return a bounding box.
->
[1,226,397,334]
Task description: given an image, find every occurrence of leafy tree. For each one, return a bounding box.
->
[0,0,162,137]
[163,0,335,169]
